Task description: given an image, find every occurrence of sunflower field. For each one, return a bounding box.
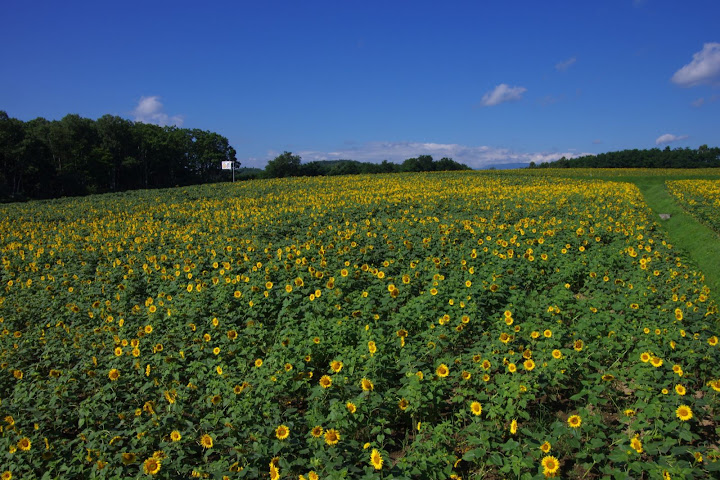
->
[667,179,720,234]
[1,172,719,479]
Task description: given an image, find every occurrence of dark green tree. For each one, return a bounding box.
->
[265,151,301,178]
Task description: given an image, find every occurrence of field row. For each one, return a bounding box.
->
[667,179,720,234]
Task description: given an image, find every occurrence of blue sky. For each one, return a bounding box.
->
[2,0,719,169]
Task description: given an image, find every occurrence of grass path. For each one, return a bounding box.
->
[623,176,720,299]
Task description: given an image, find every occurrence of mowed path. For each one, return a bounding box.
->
[629,176,720,300]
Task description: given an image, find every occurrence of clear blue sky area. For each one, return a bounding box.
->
[2,0,719,168]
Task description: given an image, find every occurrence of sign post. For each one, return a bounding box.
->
[221,161,235,182]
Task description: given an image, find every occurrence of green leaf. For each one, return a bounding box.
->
[608,449,629,463]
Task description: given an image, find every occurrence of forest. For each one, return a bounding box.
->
[532,146,720,169]
[0,111,237,201]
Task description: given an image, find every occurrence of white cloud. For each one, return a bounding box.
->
[480,84,527,107]
[132,96,184,126]
[292,141,589,169]
[555,57,576,71]
[655,133,689,145]
[671,42,720,87]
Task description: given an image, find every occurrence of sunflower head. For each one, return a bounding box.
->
[541,455,559,477]
[324,428,340,446]
[371,448,383,470]
[567,415,582,428]
[143,457,161,475]
[275,425,290,440]
[200,434,213,449]
[319,375,332,388]
[676,405,693,421]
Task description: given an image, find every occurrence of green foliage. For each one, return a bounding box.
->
[0,111,237,202]
[264,151,302,178]
[263,153,470,179]
[1,171,719,479]
[535,146,720,169]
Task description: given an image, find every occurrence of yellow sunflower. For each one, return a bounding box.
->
[361,378,374,391]
[541,455,559,477]
[371,448,383,470]
[436,364,449,377]
[676,405,693,421]
[330,360,343,373]
[199,433,214,449]
[17,438,31,451]
[275,424,290,440]
[143,457,161,475]
[324,428,340,446]
[567,415,582,428]
[470,401,482,416]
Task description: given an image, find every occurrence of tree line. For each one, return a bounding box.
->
[530,145,720,169]
[0,111,237,201]
[260,151,470,179]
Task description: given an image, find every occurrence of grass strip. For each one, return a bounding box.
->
[626,176,720,300]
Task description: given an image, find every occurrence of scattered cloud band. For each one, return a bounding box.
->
[288,141,588,170]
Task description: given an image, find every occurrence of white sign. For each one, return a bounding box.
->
[221,161,233,170]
